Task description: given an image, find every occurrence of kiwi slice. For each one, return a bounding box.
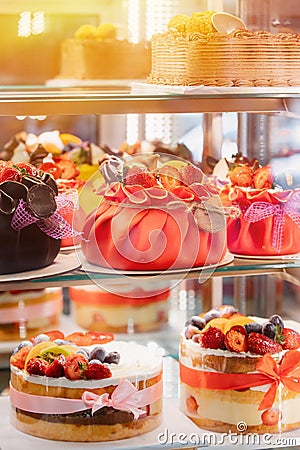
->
[40,344,75,363]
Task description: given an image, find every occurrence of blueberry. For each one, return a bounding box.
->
[269,315,284,329]
[262,321,276,339]
[185,324,199,339]
[89,359,102,365]
[90,346,106,362]
[53,339,71,346]
[204,309,220,324]
[33,334,50,344]
[190,316,206,330]
[244,322,263,334]
[76,348,90,359]
[12,340,33,355]
[104,351,120,365]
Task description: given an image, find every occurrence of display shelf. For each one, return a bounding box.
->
[0,85,299,115]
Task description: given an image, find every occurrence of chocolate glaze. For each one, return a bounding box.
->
[28,143,48,167]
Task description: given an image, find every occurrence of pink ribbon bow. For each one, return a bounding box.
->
[82,379,147,419]
[243,194,300,252]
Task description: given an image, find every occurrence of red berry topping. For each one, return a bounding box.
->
[43,330,65,341]
[125,166,157,188]
[10,346,31,370]
[26,357,49,376]
[253,166,273,190]
[16,162,38,177]
[0,167,21,183]
[84,362,112,380]
[57,160,80,180]
[261,408,282,426]
[281,328,300,350]
[186,395,198,414]
[66,331,114,346]
[39,162,62,179]
[248,332,282,355]
[225,325,248,353]
[45,355,66,378]
[201,326,225,350]
[229,165,253,187]
[64,354,88,380]
[158,165,181,189]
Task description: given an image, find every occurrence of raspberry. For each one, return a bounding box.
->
[201,326,225,349]
[84,362,112,380]
[26,357,49,376]
[45,355,66,378]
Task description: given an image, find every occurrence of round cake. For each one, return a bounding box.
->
[180,305,300,433]
[0,288,62,341]
[69,281,170,333]
[10,330,163,441]
[81,154,227,271]
[148,11,300,87]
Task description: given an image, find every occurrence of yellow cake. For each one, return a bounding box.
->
[148,12,300,87]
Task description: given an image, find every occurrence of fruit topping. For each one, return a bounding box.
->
[158,165,181,189]
[0,166,21,183]
[10,346,32,370]
[204,309,221,324]
[224,325,248,353]
[84,361,112,380]
[269,315,284,329]
[228,165,253,187]
[281,328,300,350]
[247,332,282,355]
[253,166,273,190]
[244,322,263,334]
[26,357,49,376]
[76,348,90,360]
[104,351,121,365]
[186,395,198,414]
[45,355,66,378]
[201,326,225,350]
[187,315,206,330]
[11,340,33,355]
[39,162,62,180]
[43,330,65,341]
[125,166,157,188]
[185,324,201,339]
[219,305,238,319]
[65,331,114,346]
[262,321,276,340]
[32,333,51,345]
[64,354,88,380]
[203,318,228,333]
[89,346,106,362]
[223,316,254,335]
[39,344,74,363]
[261,408,282,426]
[56,160,79,180]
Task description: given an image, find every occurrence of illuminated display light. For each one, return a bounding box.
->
[126,114,139,145]
[127,0,140,43]
[32,11,45,35]
[18,11,31,37]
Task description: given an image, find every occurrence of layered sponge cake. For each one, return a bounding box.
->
[180,306,300,433]
[10,330,163,441]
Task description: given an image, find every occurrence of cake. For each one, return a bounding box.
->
[0,288,62,341]
[217,155,300,256]
[148,11,300,87]
[10,330,163,441]
[81,154,227,271]
[180,305,300,433]
[69,281,170,333]
[0,161,67,275]
[59,23,151,80]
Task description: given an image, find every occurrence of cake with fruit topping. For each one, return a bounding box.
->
[0,161,76,274]
[0,288,62,341]
[217,154,300,256]
[149,11,300,87]
[69,280,170,333]
[59,23,151,80]
[10,330,163,441]
[81,154,227,271]
[180,305,300,433]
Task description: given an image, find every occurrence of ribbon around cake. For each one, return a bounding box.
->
[10,378,162,419]
[180,350,300,410]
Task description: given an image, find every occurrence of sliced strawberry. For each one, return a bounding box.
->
[45,354,66,378]
[201,326,225,350]
[0,167,21,183]
[43,330,65,341]
[65,332,92,346]
[10,346,31,370]
[225,325,248,353]
[261,408,282,426]
[26,357,49,375]
[39,162,62,179]
[248,332,282,355]
[84,362,112,380]
[281,328,300,350]
[57,160,79,180]
[158,165,181,189]
[186,395,198,414]
[253,166,273,190]
[228,165,253,187]
[16,162,38,177]
[125,167,157,188]
[85,331,114,344]
[64,354,88,380]
[180,164,203,186]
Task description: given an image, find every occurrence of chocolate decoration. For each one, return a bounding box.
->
[28,143,48,167]
[0,191,16,215]
[27,184,57,219]
[0,181,28,202]
[38,172,59,195]
[21,175,43,190]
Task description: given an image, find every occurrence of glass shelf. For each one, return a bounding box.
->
[0,85,300,115]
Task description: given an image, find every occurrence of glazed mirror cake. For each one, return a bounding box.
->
[10,330,163,441]
[148,11,300,87]
[180,305,300,433]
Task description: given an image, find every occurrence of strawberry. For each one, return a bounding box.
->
[281,328,300,350]
[225,325,248,353]
[125,167,157,188]
[26,357,49,376]
[248,332,282,355]
[84,362,112,380]
[39,162,62,179]
[64,354,88,380]
[57,160,80,180]
[45,355,66,378]
[253,166,273,190]
[158,165,181,189]
[0,167,21,183]
[65,332,92,346]
[261,408,282,426]
[180,164,202,186]
[10,346,31,370]
[43,330,65,341]
[16,162,38,177]
[85,331,114,345]
[186,395,198,414]
[201,326,225,350]
[228,165,253,187]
